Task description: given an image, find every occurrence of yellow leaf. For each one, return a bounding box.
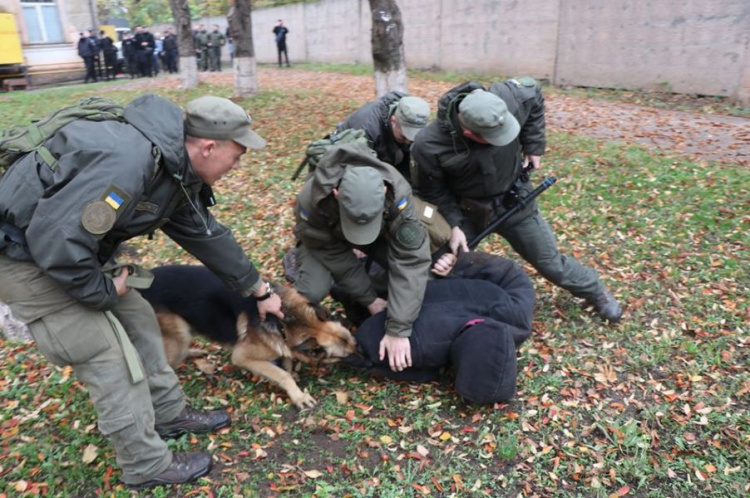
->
[304,470,323,479]
[15,480,28,492]
[380,435,393,444]
[334,390,348,405]
[439,431,452,441]
[82,444,98,464]
[705,464,717,473]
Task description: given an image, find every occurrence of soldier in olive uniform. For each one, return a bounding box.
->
[0,96,283,488]
[336,93,430,181]
[207,24,226,71]
[412,79,622,323]
[194,24,209,71]
[293,142,431,372]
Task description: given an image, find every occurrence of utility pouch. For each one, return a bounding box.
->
[413,196,451,253]
[459,197,494,229]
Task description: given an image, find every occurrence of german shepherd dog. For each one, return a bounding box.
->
[139,265,356,409]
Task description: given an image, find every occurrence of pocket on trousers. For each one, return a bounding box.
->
[28,309,113,366]
[98,412,136,436]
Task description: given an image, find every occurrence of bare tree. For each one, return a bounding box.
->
[168,0,198,88]
[228,0,259,97]
[368,0,408,97]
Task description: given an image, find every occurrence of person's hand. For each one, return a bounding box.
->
[113,267,131,297]
[523,154,541,172]
[257,292,284,321]
[431,252,457,277]
[379,335,412,372]
[367,297,387,315]
[449,226,469,255]
[352,248,367,259]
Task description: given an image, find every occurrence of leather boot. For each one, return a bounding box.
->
[587,289,623,323]
[155,405,231,439]
[127,452,212,489]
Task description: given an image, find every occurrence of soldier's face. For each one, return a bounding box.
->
[390,116,412,145]
[191,139,247,185]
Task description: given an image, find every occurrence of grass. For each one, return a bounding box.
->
[0,68,748,497]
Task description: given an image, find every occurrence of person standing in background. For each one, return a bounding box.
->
[273,19,290,68]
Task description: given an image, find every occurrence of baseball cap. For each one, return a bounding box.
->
[184,96,266,149]
[338,167,385,245]
[394,96,430,141]
[459,89,520,146]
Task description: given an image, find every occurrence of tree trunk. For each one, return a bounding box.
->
[368,0,408,97]
[168,0,198,89]
[228,0,259,98]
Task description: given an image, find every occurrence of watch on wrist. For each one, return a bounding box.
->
[255,281,274,301]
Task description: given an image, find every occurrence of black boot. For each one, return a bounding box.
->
[587,289,623,323]
[127,452,212,489]
[155,405,231,439]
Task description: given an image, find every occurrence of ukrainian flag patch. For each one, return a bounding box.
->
[300,209,309,221]
[396,197,408,211]
[105,191,124,210]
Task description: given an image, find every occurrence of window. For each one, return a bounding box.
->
[21,0,63,43]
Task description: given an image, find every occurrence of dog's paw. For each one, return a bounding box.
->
[292,391,317,410]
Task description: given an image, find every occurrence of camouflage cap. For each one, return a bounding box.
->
[459,89,520,146]
[394,96,431,141]
[339,167,385,245]
[184,96,266,149]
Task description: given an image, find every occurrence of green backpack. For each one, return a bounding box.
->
[0,96,125,177]
[291,128,371,180]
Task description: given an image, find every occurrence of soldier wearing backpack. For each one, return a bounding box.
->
[337,92,430,182]
[0,95,284,489]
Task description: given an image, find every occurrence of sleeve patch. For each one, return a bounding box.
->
[394,221,425,249]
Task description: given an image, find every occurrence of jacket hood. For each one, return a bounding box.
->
[436,81,485,134]
[123,94,186,180]
[309,142,390,205]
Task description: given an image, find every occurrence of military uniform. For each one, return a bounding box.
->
[337,91,413,179]
[194,29,209,71]
[0,95,265,485]
[207,29,225,71]
[293,142,431,339]
[412,79,607,303]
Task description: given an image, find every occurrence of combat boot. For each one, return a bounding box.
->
[155,405,231,439]
[587,289,623,324]
[127,452,212,489]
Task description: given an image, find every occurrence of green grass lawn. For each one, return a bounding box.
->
[0,72,748,497]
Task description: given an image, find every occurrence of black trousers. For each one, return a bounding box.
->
[277,43,289,66]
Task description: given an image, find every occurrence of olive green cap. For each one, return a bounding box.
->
[459,89,520,146]
[394,96,430,141]
[184,96,266,149]
[339,167,385,245]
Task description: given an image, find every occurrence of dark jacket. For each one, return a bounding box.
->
[77,37,97,58]
[122,38,137,58]
[293,142,431,338]
[411,79,545,228]
[0,95,261,316]
[134,31,155,52]
[353,251,535,404]
[336,91,411,180]
[163,34,178,52]
[273,25,288,46]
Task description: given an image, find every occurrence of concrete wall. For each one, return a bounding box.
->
[248,0,750,102]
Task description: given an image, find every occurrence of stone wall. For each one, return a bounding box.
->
[243,0,749,102]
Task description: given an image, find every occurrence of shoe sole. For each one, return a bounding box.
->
[157,418,231,439]
[127,459,213,490]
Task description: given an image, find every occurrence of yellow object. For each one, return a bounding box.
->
[0,13,24,65]
[100,24,116,41]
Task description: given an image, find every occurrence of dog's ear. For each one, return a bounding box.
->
[294,337,320,352]
[309,303,331,322]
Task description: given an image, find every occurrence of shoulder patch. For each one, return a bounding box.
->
[396,197,408,211]
[101,184,131,212]
[82,201,116,235]
[394,221,425,249]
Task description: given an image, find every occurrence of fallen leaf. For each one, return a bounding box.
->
[194,358,215,375]
[416,444,429,457]
[304,469,322,479]
[334,390,349,405]
[82,444,98,464]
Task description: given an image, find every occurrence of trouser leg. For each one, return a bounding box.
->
[114,290,185,424]
[293,245,334,304]
[0,258,172,484]
[498,211,604,300]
